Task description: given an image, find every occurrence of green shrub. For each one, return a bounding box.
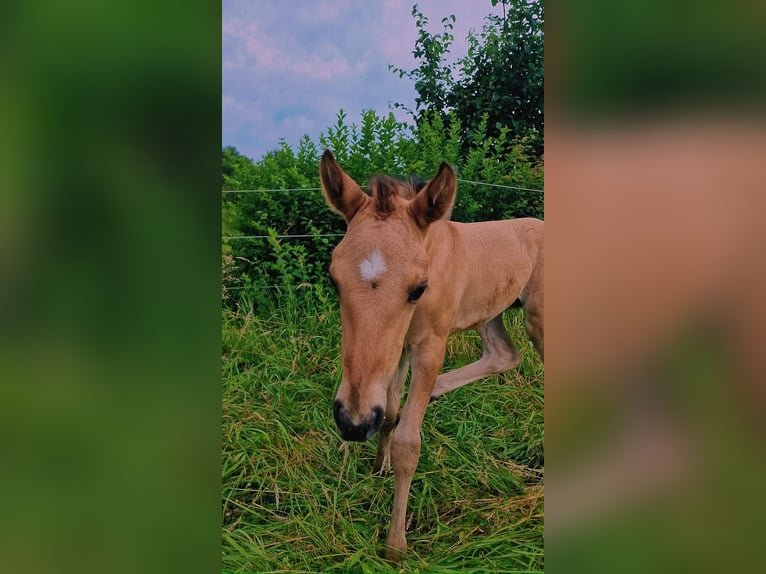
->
[222,109,543,314]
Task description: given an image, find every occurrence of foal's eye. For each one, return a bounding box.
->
[408,283,428,303]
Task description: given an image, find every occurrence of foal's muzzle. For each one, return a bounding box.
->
[333,400,383,442]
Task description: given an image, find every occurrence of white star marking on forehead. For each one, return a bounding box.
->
[359,250,387,283]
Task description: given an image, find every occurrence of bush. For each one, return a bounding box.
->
[222,109,543,314]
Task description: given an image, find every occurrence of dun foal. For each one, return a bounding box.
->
[319,150,544,562]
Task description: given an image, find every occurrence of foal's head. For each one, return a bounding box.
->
[319,150,456,441]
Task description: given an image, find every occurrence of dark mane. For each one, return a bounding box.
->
[369,175,426,218]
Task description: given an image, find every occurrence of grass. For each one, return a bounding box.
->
[222,291,544,573]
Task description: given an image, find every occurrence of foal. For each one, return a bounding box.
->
[319,150,544,562]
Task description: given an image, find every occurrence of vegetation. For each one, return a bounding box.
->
[390,0,544,158]
[222,1,544,571]
[222,295,543,572]
[222,110,543,311]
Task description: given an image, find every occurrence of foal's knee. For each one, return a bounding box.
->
[391,432,421,474]
[490,344,521,372]
[481,318,521,373]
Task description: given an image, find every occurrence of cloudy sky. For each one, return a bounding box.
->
[223,0,504,160]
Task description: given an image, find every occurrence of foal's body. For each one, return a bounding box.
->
[320,150,543,562]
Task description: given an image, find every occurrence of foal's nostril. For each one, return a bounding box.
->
[367,405,384,439]
[333,399,346,431]
[333,400,385,442]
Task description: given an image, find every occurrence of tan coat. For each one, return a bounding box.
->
[320,150,544,562]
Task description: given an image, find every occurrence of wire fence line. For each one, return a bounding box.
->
[457,178,543,193]
[222,178,543,195]
[223,233,344,240]
[222,177,542,242]
[222,187,322,194]
[225,284,324,291]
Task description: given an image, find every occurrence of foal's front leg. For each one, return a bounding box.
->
[384,336,446,563]
[374,348,410,474]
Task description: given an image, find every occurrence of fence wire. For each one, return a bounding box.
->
[222,177,542,241]
[222,178,543,195]
[223,233,344,240]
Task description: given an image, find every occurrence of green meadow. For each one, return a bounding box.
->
[222,291,543,572]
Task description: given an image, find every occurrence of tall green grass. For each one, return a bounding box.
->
[222,291,543,572]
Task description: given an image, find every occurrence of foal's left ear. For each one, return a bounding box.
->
[409,162,456,228]
[319,149,367,223]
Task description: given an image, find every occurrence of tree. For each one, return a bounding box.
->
[390,1,544,158]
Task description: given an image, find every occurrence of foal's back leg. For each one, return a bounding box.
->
[430,313,521,401]
[522,254,544,361]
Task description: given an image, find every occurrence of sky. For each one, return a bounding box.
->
[222,0,504,161]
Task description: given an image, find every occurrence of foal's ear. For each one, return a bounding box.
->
[409,162,456,228]
[319,150,367,223]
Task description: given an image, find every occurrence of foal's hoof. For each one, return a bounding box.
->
[429,393,441,404]
[382,542,406,564]
[383,531,406,563]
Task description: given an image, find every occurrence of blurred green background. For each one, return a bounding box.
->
[0,2,220,573]
[551,0,766,119]
[548,1,766,573]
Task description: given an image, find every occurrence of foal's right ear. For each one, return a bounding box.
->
[409,161,457,228]
[319,150,367,223]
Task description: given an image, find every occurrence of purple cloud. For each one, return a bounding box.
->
[223,0,504,160]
